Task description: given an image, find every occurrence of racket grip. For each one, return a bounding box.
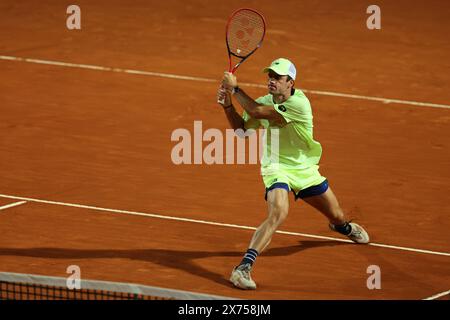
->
[217,70,234,104]
[217,83,227,105]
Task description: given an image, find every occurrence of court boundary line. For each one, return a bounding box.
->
[423,289,450,300]
[0,201,27,211]
[0,193,449,257]
[1,55,449,109]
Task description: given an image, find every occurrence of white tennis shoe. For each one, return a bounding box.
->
[330,222,370,244]
[230,263,257,290]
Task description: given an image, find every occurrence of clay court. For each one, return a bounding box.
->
[0,0,449,299]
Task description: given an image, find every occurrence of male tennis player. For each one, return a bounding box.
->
[217,58,370,290]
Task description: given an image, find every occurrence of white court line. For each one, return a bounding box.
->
[423,289,450,300]
[1,55,449,110]
[0,193,449,257]
[0,201,27,211]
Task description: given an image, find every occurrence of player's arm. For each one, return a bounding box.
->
[222,72,287,126]
[217,85,245,131]
[234,87,286,123]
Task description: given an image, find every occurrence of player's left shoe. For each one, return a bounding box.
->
[229,263,257,290]
[329,222,370,244]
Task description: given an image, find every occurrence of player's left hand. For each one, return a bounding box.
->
[222,72,238,90]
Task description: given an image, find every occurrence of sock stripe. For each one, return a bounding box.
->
[243,254,256,262]
[239,249,260,266]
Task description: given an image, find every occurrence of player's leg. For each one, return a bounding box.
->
[230,185,289,290]
[299,181,369,244]
[249,187,289,252]
[300,184,346,225]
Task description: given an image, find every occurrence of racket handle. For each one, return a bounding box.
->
[217,83,227,105]
[217,69,234,104]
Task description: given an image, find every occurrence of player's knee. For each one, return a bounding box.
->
[267,190,289,227]
[268,205,288,227]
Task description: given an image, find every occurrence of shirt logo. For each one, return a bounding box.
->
[278,105,287,112]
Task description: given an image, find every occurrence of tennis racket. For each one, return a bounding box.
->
[218,8,266,104]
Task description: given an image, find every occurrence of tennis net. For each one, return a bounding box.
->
[0,272,237,300]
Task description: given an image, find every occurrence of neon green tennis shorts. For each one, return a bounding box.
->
[261,165,327,195]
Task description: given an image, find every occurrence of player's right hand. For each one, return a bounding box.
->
[217,85,232,107]
[222,72,238,90]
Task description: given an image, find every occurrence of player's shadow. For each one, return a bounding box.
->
[0,240,349,287]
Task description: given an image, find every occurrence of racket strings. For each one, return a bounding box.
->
[227,10,265,58]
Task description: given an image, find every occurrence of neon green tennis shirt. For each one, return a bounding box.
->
[242,89,323,173]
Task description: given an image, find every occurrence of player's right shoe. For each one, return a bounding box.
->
[229,263,257,290]
[329,222,370,244]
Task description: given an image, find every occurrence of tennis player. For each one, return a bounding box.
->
[217,58,370,290]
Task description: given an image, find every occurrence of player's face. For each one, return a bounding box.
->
[267,71,292,95]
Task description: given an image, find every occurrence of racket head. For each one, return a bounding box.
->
[225,8,266,72]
